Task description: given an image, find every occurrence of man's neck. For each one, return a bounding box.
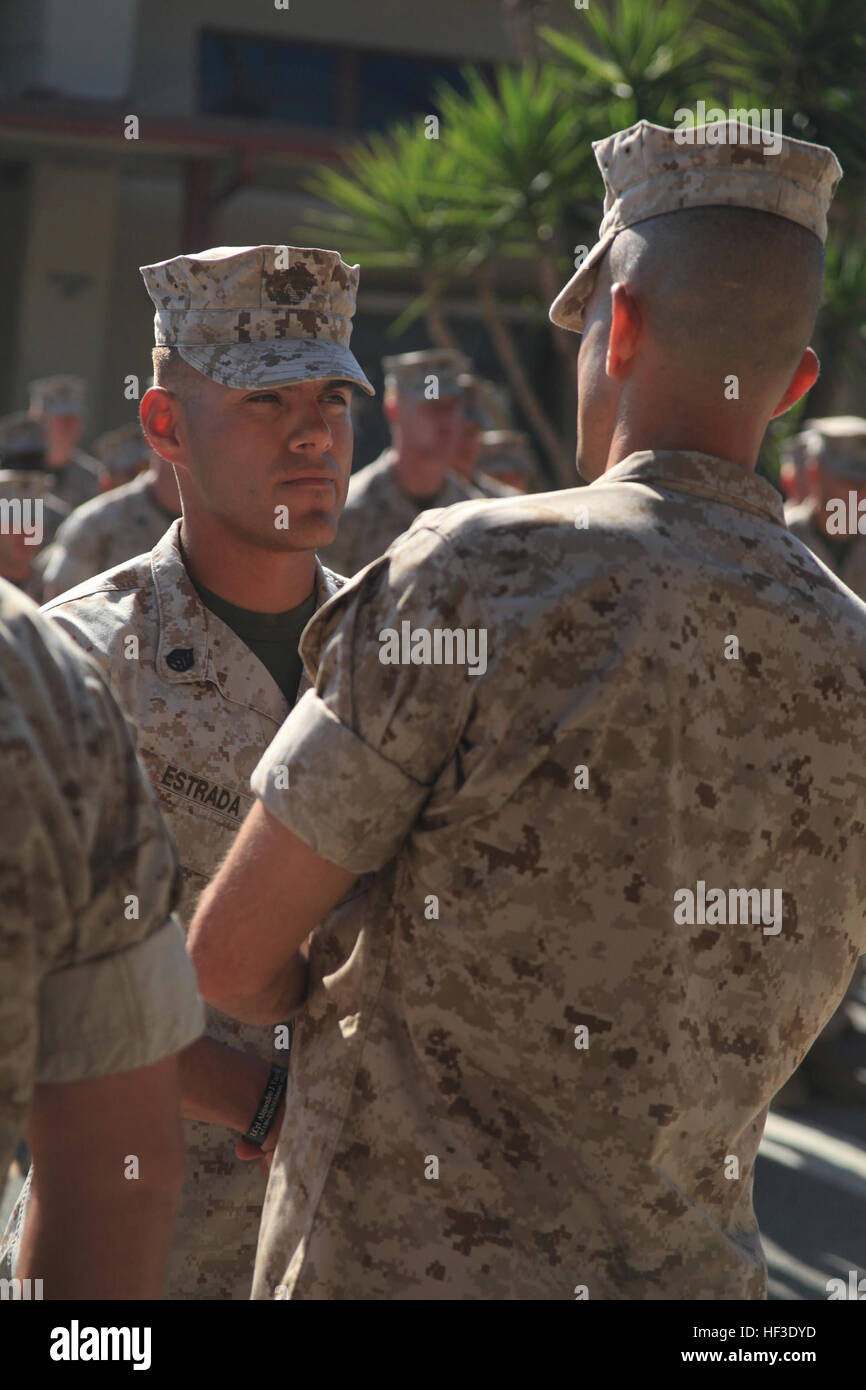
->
[179,516,317,614]
[602,386,767,475]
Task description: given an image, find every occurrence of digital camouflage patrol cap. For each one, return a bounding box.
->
[550,119,843,333]
[383,348,470,400]
[94,422,151,475]
[140,245,374,395]
[800,416,866,481]
[28,376,87,417]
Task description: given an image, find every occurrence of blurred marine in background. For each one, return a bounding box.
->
[40,427,180,602]
[320,347,483,575]
[783,417,866,601]
[27,376,101,512]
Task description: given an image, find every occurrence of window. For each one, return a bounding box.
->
[199,30,485,131]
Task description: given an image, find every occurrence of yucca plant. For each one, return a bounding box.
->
[304,102,577,482]
[303,120,485,349]
[434,63,600,481]
[705,0,866,182]
[541,0,715,127]
[809,240,866,414]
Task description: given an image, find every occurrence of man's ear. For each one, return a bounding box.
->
[140,386,185,465]
[770,348,820,419]
[606,282,641,378]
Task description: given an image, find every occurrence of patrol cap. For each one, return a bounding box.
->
[28,375,87,416]
[94,422,152,475]
[800,416,866,480]
[383,349,470,400]
[459,374,511,429]
[550,119,843,333]
[0,412,46,467]
[140,245,374,395]
[479,429,535,477]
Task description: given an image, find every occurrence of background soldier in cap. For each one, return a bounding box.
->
[40,430,180,602]
[775,415,866,1109]
[320,347,482,575]
[94,421,154,493]
[783,417,866,601]
[478,428,540,495]
[778,429,811,505]
[27,376,101,511]
[0,414,69,599]
[190,121,866,1301]
[33,243,373,1301]
[454,375,520,497]
[0,580,203,1297]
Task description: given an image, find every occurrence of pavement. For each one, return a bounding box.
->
[756,1003,866,1301]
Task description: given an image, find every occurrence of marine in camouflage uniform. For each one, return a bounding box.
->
[190,121,866,1300]
[454,373,520,498]
[28,375,101,511]
[783,417,866,602]
[40,431,180,601]
[320,348,483,576]
[0,414,70,600]
[776,416,866,1108]
[477,428,540,495]
[37,243,373,1300]
[0,579,203,1271]
[93,419,154,491]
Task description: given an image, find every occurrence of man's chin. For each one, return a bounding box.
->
[265,508,340,552]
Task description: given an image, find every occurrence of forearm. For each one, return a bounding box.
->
[18,1132,184,1300]
[201,950,308,1027]
[178,1036,279,1129]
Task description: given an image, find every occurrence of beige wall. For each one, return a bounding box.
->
[14,162,118,426]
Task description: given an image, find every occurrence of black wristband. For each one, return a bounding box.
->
[244,1065,288,1147]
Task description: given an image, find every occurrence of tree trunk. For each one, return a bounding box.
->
[474,264,572,488]
[502,0,546,61]
[423,273,460,350]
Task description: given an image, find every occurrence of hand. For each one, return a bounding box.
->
[234,1098,285,1177]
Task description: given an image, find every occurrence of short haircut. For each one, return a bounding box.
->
[601,206,825,392]
[151,346,206,403]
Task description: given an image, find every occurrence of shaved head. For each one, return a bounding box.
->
[577,206,826,479]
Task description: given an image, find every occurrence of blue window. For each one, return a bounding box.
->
[199,30,484,131]
[200,31,340,125]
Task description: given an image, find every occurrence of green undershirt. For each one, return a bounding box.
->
[192,578,317,705]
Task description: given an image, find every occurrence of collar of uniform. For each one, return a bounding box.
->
[152,520,210,685]
[596,450,786,527]
[296,562,343,702]
[152,518,343,714]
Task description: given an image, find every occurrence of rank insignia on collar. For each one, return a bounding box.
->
[166,647,195,672]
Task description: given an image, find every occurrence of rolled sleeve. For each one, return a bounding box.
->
[37,916,205,1084]
[252,523,485,874]
[252,690,431,874]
